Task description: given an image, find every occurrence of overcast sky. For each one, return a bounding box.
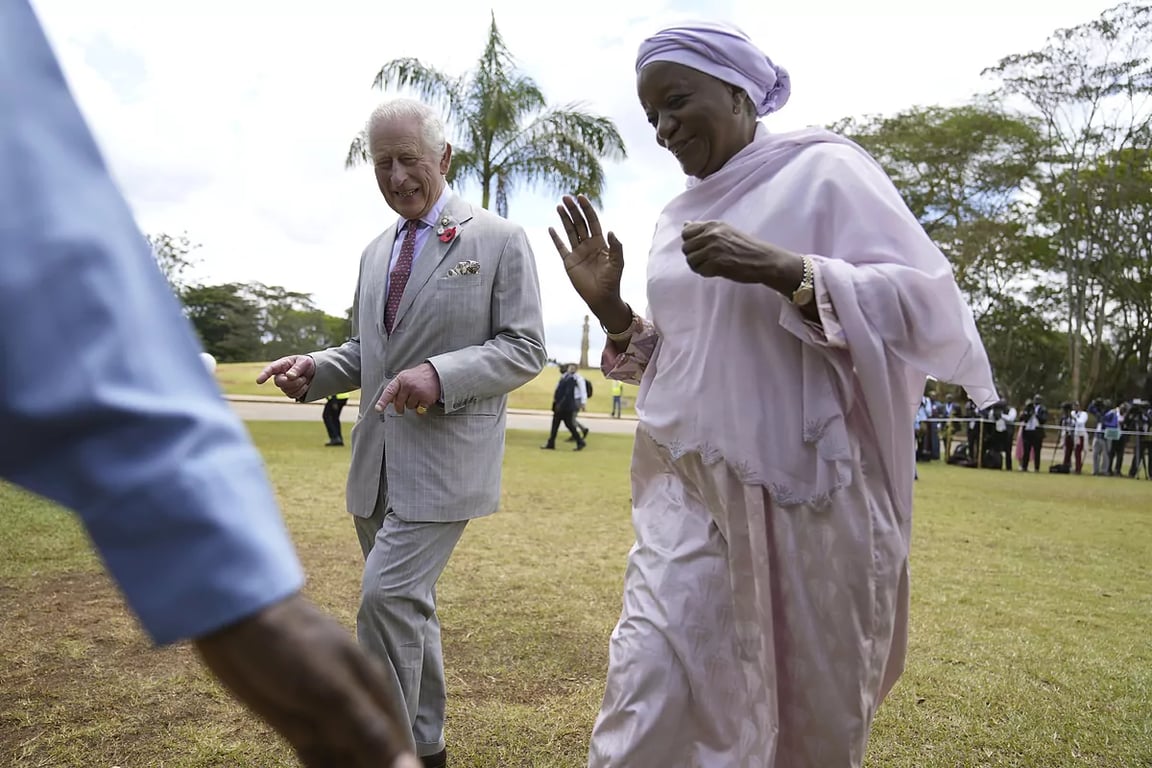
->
[32,0,1117,363]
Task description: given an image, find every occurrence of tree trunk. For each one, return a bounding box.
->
[1085,289,1108,397]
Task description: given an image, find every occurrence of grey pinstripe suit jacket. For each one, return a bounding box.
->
[305,193,546,522]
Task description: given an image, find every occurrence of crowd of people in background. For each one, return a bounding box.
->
[916,390,1151,479]
[476,363,1152,481]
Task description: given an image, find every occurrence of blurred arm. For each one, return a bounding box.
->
[0,0,303,646]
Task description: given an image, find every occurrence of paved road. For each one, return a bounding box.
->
[227,397,639,435]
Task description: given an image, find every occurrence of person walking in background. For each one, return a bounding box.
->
[323,391,351,446]
[544,364,587,451]
[571,364,592,442]
[2,4,419,765]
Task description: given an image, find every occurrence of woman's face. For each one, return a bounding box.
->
[637,61,754,178]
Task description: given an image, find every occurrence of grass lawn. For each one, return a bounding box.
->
[2,424,1150,767]
[215,361,639,416]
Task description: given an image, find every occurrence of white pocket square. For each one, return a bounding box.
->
[446,260,480,276]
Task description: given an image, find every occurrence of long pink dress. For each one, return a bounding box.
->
[587,126,997,767]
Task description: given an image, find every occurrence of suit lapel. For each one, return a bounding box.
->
[393,194,474,331]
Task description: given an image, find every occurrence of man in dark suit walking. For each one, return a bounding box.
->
[543,365,586,451]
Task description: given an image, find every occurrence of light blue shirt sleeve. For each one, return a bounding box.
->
[0,0,304,645]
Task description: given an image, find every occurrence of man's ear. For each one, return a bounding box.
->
[440,143,452,175]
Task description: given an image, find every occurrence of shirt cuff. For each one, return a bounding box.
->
[84,449,305,645]
[601,317,657,382]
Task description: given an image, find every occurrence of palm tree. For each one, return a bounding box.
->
[345,13,627,217]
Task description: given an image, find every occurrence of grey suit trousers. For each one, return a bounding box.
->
[355,503,468,758]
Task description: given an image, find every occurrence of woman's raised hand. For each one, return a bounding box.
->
[548,194,626,317]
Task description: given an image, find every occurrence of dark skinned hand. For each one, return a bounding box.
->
[681,220,777,283]
[195,593,420,768]
[548,194,626,318]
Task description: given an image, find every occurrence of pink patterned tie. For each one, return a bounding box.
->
[384,220,422,334]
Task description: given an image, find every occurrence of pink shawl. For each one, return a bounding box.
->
[633,124,997,518]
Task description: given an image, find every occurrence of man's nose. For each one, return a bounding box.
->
[390,165,408,187]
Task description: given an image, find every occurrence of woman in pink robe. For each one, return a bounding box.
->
[548,20,999,768]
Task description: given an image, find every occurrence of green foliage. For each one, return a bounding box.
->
[834,3,1152,404]
[833,103,1045,234]
[182,283,263,363]
[346,13,627,217]
[975,296,1069,403]
[834,103,1047,311]
[162,266,350,363]
[981,1,1152,401]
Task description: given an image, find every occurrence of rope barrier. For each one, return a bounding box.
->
[916,416,1148,439]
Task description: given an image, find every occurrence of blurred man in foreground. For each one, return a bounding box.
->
[1,2,418,765]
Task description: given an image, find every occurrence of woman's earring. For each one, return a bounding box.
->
[732,103,741,114]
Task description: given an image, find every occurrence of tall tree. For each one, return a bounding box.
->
[246,282,348,360]
[145,232,200,299]
[345,13,627,217]
[833,103,1047,318]
[834,103,1063,401]
[982,2,1152,400]
[182,283,262,363]
[1037,144,1152,398]
[974,295,1070,404]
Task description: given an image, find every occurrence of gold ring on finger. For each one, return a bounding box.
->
[416,405,428,415]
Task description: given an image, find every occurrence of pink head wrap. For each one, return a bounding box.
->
[635,20,791,117]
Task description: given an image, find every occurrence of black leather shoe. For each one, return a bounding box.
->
[422,748,447,768]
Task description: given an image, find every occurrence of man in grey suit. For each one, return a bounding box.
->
[258,98,546,767]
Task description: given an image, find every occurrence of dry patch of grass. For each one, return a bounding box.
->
[2,424,1150,767]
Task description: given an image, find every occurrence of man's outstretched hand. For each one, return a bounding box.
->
[256,355,316,400]
[195,593,420,768]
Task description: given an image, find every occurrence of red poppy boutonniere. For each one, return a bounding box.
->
[436,215,457,243]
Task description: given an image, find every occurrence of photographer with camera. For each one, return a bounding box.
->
[1055,401,1088,474]
[1122,400,1149,478]
[1110,402,1135,476]
[963,398,980,462]
[1089,399,1119,475]
[1019,395,1048,472]
[996,399,1017,470]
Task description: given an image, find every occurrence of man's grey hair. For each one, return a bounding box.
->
[367,98,448,158]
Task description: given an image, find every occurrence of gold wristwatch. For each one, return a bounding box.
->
[791,255,815,306]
